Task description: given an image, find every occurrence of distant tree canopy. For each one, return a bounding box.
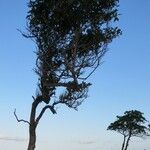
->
[107,110,150,150]
[18,1,121,150]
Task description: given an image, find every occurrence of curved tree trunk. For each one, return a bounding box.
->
[26,96,56,150]
[27,98,40,150]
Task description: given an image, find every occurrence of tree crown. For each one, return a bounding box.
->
[107,110,150,137]
[26,0,121,109]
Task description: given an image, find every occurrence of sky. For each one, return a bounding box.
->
[0,0,150,150]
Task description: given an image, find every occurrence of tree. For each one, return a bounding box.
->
[107,110,150,150]
[14,0,121,150]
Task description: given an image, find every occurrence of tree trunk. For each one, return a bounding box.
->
[124,134,131,150]
[27,98,39,150]
[27,124,36,150]
[121,135,126,150]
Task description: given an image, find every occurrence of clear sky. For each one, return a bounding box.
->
[0,0,150,150]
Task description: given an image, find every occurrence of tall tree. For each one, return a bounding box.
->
[107,110,150,150]
[15,0,121,150]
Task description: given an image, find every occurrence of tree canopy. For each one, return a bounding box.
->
[26,0,121,108]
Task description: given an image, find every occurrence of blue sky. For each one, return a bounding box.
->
[0,0,150,150]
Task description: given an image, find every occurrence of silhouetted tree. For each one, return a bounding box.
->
[107,110,150,150]
[14,0,121,150]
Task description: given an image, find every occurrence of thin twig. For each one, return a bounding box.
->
[14,109,30,125]
[17,28,35,38]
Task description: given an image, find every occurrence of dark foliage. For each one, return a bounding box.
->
[26,0,121,109]
[107,110,150,150]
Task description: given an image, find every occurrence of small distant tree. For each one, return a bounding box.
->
[14,0,121,150]
[107,110,150,150]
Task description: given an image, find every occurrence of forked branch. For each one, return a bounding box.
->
[36,105,57,124]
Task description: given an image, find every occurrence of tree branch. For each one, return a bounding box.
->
[14,109,30,125]
[36,105,56,124]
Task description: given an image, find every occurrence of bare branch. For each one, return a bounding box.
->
[17,29,35,38]
[52,101,62,107]
[36,105,56,124]
[32,96,36,101]
[14,109,30,125]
